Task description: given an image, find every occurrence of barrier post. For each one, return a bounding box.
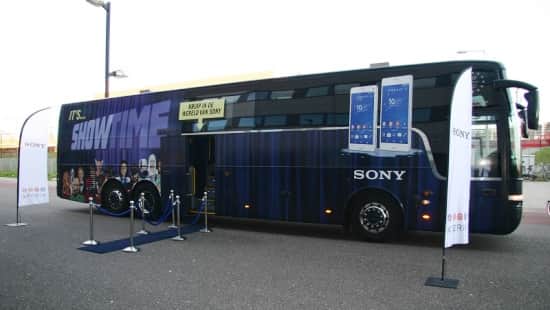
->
[137,192,150,235]
[200,191,211,233]
[122,200,139,253]
[168,189,177,229]
[82,197,99,246]
[172,195,186,241]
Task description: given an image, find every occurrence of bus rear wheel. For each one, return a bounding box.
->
[101,181,129,213]
[351,195,402,241]
[132,182,162,221]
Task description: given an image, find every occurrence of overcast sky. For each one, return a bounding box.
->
[1,0,548,135]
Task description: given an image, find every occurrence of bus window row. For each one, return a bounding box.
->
[182,106,452,133]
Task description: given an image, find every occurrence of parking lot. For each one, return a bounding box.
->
[1,178,549,310]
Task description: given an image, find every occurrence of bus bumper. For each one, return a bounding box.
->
[497,200,522,234]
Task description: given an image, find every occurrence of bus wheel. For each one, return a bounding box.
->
[101,181,129,213]
[352,195,402,241]
[132,182,162,220]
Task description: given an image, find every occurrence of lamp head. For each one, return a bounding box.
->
[85,0,109,10]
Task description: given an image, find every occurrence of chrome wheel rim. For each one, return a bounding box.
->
[359,202,390,233]
[108,190,125,211]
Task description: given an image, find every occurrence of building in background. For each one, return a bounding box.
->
[522,122,550,155]
[521,122,550,177]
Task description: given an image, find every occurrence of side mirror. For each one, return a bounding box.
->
[517,107,528,138]
[524,90,539,130]
[493,79,539,130]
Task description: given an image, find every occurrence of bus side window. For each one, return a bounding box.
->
[471,121,500,177]
[299,114,324,126]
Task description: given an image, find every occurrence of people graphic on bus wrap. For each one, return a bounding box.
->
[60,155,161,201]
[69,167,86,200]
[81,159,104,202]
[132,154,160,188]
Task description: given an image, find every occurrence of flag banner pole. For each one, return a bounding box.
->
[425,68,473,289]
[425,242,459,288]
[5,107,51,227]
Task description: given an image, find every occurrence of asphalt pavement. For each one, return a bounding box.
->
[0,178,549,310]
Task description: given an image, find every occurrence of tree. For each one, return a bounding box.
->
[535,147,550,165]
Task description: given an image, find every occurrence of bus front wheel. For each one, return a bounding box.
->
[351,195,402,241]
[101,181,129,213]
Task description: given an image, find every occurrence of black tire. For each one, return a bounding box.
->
[132,182,162,220]
[101,180,129,213]
[351,194,402,241]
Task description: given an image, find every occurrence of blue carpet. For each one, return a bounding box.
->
[78,225,202,254]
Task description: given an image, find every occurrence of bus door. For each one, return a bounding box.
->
[160,135,190,204]
[470,115,503,233]
[188,135,216,213]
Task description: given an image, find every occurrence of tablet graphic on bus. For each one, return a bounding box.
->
[380,75,413,152]
[349,85,378,152]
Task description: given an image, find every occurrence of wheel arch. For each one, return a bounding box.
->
[131,180,163,219]
[131,180,160,200]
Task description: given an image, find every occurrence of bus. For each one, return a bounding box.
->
[57,61,539,241]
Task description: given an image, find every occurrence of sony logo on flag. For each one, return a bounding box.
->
[24,142,46,149]
[452,127,471,140]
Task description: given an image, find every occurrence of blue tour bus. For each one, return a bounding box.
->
[57,61,539,241]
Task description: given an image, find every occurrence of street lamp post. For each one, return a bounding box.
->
[86,0,111,98]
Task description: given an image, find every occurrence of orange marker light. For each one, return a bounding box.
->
[244,204,251,209]
[421,213,432,221]
[421,199,430,206]
[324,209,333,215]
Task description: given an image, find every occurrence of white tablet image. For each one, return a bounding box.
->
[349,85,378,152]
[379,75,413,152]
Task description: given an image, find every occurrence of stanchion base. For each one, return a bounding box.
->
[168,225,178,229]
[425,277,459,289]
[82,240,100,246]
[200,228,212,233]
[5,223,28,227]
[122,246,139,253]
[137,230,150,235]
[172,236,186,241]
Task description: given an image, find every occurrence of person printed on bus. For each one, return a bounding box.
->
[131,166,140,184]
[62,171,71,198]
[95,159,105,188]
[157,160,162,185]
[116,160,132,188]
[84,165,98,200]
[148,153,159,186]
[71,168,83,197]
[138,158,148,179]
[71,172,80,195]
[77,167,85,194]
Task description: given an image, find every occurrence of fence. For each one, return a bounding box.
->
[0,157,57,175]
